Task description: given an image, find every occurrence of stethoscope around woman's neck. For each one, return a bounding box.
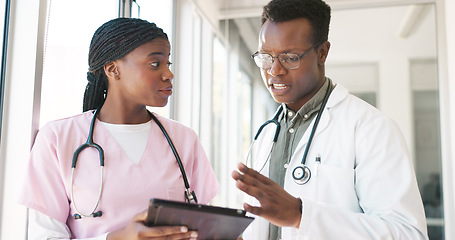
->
[245,79,332,185]
[70,108,197,219]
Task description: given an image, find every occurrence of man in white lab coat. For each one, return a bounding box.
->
[231,0,429,239]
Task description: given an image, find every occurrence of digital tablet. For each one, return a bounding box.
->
[146,198,254,240]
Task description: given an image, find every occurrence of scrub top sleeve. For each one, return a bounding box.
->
[18,125,71,224]
[189,135,220,204]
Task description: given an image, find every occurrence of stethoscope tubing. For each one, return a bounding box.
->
[245,107,282,172]
[70,108,104,218]
[246,79,332,184]
[299,80,331,166]
[72,108,104,168]
[149,112,197,203]
[70,108,197,219]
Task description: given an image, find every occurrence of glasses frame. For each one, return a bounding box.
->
[251,42,323,70]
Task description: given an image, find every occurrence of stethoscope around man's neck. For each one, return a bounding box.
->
[245,79,332,185]
[70,108,197,219]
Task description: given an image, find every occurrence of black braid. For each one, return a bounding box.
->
[83,18,168,112]
[83,72,107,112]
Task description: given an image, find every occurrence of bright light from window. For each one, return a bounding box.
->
[40,0,117,127]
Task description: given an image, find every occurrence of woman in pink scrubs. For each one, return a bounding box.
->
[19,18,219,239]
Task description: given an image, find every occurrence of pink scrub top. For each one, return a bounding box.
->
[19,111,220,238]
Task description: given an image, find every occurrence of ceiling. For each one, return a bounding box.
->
[214,1,435,56]
[215,0,433,19]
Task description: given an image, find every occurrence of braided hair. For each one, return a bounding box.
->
[261,0,331,45]
[83,18,168,112]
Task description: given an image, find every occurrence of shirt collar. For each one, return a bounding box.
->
[282,78,332,122]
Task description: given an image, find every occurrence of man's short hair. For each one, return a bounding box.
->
[261,0,331,44]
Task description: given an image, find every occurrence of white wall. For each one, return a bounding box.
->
[327,5,437,152]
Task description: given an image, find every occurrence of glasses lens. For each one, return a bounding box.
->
[279,53,300,70]
[253,53,272,69]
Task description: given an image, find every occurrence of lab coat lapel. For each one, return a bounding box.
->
[293,84,347,153]
[294,107,331,152]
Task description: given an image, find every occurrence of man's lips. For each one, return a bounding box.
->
[271,83,288,90]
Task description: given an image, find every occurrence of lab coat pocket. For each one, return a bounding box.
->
[316,164,359,211]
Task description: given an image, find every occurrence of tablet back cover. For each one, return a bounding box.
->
[146,198,254,240]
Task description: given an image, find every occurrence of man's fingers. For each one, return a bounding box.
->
[234,163,268,187]
[236,179,268,201]
[237,162,275,186]
[233,169,269,201]
[243,203,263,216]
[233,163,278,202]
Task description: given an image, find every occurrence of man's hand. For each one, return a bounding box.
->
[232,162,302,228]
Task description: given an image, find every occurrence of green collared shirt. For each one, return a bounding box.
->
[268,78,334,240]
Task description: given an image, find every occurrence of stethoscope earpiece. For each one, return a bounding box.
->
[72,211,102,220]
[92,211,103,218]
[292,165,311,185]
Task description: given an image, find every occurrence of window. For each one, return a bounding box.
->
[210,20,258,208]
[40,0,118,126]
[0,0,6,138]
[211,36,228,205]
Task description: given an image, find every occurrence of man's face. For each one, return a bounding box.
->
[258,18,329,111]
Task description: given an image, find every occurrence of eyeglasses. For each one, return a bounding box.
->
[251,42,321,70]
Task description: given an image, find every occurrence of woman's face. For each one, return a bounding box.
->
[109,38,174,108]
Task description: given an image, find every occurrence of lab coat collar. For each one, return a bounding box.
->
[294,83,348,149]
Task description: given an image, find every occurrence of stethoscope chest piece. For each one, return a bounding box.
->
[292,165,311,185]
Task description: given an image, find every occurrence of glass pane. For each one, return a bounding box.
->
[211,36,227,205]
[237,71,252,161]
[211,20,257,208]
[132,0,173,36]
[352,92,377,107]
[413,90,443,239]
[0,0,6,134]
[40,1,118,126]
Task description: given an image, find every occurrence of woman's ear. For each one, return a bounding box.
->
[318,41,331,65]
[104,62,120,80]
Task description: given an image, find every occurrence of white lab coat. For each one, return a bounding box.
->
[243,83,428,240]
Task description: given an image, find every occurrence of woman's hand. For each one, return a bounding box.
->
[107,210,198,240]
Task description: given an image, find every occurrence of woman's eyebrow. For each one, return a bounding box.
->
[147,52,164,57]
[147,52,171,58]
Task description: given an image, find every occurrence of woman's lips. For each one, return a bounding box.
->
[160,86,173,95]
